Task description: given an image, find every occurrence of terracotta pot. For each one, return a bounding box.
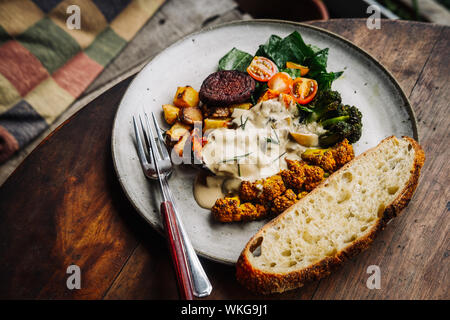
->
[236,0,329,21]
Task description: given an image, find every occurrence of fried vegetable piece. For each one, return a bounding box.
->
[162,104,180,125]
[212,197,240,222]
[203,118,231,132]
[330,138,354,168]
[203,106,231,118]
[301,148,336,172]
[302,164,325,191]
[230,102,253,111]
[259,175,286,202]
[281,160,325,192]
[301,139,354,171]
[280,168,305,191]
[179,107,203,125]
[173,86,199,108]
[272,189,297,215]
[239,180,262,202]
[165,121,191,147]
[212,198,268,222]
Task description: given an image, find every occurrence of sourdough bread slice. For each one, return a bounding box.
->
[236,136,425,294]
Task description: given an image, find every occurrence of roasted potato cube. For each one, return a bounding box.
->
[230,102,252,111]
[206,106,231,118]
[173,86,199,108]
[180,107,203,125]
[172,132,190,157]
[162,104,180,125]
[165,121,191,147]
[203,118,231,132]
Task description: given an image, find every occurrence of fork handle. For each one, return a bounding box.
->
[161,201,194,300]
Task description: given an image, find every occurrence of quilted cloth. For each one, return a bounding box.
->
[0,0,165,162]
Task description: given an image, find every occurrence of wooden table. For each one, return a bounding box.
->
[0,19,448,300]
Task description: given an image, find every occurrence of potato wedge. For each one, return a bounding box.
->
[290,132,319,147]
[162,104,180,125]
[173,86,199,108]
[180,107,203,125]
[203,118,231,132]
[165,121,191,147]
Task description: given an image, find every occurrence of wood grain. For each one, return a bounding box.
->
[0,19,448,300]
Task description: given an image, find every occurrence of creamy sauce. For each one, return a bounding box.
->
[195,96,325,209]
[194,173,241,209]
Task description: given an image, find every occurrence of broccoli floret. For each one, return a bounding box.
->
[301,139,355,171]
[303,90,342,123]
[318,105,362,147]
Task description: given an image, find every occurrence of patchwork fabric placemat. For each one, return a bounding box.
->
[0,0,165,163]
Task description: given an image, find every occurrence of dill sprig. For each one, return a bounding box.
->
[238,115,249,130]
[272,151,287,163]
[221,152,252,163]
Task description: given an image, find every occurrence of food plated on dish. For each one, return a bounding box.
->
[160,31,363,223]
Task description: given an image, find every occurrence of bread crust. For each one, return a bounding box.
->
[236,136,425,294]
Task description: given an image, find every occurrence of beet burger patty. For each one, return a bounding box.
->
[199,70,256,106]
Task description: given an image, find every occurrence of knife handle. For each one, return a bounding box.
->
[160,201,194,300]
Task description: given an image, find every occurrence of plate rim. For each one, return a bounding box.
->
[111,19,419,265]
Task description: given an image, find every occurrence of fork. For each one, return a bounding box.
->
[132,112,212,299]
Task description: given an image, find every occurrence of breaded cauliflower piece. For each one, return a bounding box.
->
[239,180,262,202]
[301,138,354,172]
[259,175,286,202]
[238,203,268,221]
[211,197,240,222]
[272,189,298,214]
[301,148,336,172]
[212,197,270,222]
[303,164,325,191]
[331,138,354,168]
[280,168,305,191]
[281,160,325,192]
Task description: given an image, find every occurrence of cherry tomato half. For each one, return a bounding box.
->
[292,77,318,104]
[286,61,310,76]
[247,56,278,82]
[267,72,293,94]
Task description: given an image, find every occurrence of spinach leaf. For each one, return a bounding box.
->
[255,31,343,89]
[218,48,253,72]
[255,32,313,69]
[314,71,344,91]
[280,67,303,79]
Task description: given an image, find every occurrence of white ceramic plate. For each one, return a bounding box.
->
[111,20,417,265]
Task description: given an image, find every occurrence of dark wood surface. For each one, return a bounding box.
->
[0,19,448,300]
